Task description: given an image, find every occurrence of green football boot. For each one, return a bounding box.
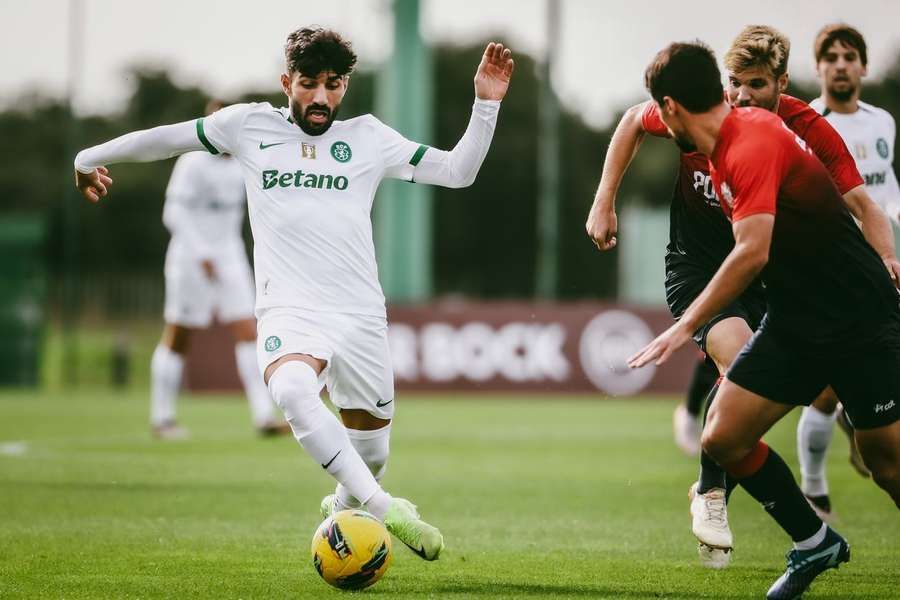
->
[383,497,444,561]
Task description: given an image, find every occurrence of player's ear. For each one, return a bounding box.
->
[660,96,676,116]
[280,72,292,97]
[778,73,789,92]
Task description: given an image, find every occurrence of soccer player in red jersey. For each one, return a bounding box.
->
[628,40,900,599]
[586,25,898,565]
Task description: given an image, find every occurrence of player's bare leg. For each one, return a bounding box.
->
[855,421,900,508]
[688,316,752,565]
[151,324,192,439]
[704,379,848,599]
[265,354,443,560]
[226,317,288,436]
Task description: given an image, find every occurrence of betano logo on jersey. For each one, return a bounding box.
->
[262,169,349,191]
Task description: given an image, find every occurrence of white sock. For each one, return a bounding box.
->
[794,523,828,550]
[234,341,276,427]
[336,424,392,511]
[797,405,838,497]
[150,344,184,426]
[268,361,388,515]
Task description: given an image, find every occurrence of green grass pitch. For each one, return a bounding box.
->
[1,390,898,599]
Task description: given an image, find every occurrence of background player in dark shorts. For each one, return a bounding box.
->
[631,40,900,600]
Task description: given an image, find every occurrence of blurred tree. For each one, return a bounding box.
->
[3,49,900,309]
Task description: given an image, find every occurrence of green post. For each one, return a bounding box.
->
[373,0,434,301]
[536,0,561,298]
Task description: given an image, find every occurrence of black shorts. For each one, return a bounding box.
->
[664,256,766,353]
[727,317,900,430]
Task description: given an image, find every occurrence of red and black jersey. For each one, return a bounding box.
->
[710,107,896,346]
[641,95,863,273]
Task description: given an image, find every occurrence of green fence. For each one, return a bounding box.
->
[0,217,45,386]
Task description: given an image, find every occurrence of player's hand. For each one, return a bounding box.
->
[883,257,900,288]
[201,259,217,281]
[586,202,618,251]
[474,42,514,101]
[74,167,113,203]
[627,321,692,368]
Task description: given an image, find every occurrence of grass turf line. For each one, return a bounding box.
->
[0,390,898,599]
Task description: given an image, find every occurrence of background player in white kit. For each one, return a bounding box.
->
[152,100,287,440]
[796,23,900,519]
[73,27,514,561]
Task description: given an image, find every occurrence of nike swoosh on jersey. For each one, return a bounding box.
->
[375,398,394,408]
[259,141,286,150]
[321,450,341,469]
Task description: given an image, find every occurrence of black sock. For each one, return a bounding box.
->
[697,380,728,493]
[724,474,738,503]
[685,358,718,417]
[736,447,822,542]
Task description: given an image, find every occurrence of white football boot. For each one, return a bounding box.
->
[689,482,733,568]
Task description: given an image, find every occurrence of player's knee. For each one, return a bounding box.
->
[868,459,900,495]
[701,426,744,465]
[267,361,322,435]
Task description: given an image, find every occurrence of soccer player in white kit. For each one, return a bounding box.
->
[796,24,900,520]
[152,99,287,440]
[73,28,514,561]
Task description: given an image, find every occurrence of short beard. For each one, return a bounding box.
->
[828,85,856,103]
[291,102,340,136]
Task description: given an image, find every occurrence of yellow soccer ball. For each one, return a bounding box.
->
[311,510,393,590]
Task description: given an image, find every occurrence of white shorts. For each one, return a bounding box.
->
[163,257,255,328]
[256,307,395,419]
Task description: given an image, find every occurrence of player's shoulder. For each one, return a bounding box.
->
[719,108,788,163]
[808,96,827,115]
[778,94,814,119]
[858,101,896,128]
[334,114,402,144]
[209,101,283,125]
[730,106,784,134]
[338,113,388,132]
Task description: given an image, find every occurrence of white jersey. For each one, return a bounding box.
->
[74,98,500,319]
[200,102,426,318]
[163,151,247,269]
[810,98,900,222]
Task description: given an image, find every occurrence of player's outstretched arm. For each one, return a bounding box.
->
[628,214,773,368]
[842,185,900,286]
[586,102,649,251]
[409,43,514,189]
[73,120,205,203]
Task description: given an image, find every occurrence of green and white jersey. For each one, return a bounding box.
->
[810,98,900,222]
[199,102,427,317]
[74,98,499,316]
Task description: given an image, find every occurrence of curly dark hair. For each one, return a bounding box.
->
[284,27,357,77]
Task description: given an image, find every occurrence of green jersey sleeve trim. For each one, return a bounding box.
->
[409,145,429,166]
[196,118,220,155]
